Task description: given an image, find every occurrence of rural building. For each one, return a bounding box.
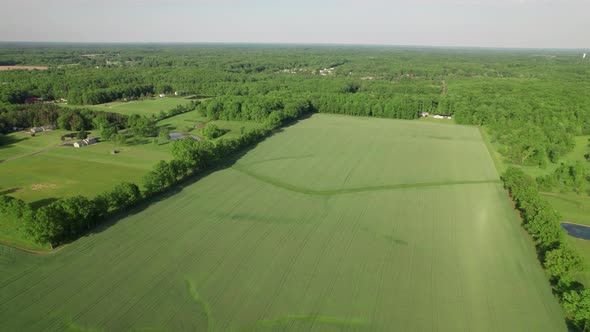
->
[169,132,203,141]
[419,112,429,117]
[432,114,452,119]
[319,67,335,76]
[73,137,99,148]
[30,125,56,133]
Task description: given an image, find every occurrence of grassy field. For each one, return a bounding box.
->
[0,111,262,205]
[0,114,565,331]
[0,130,67,161]
[65,97,194,116]
[157,110,264,140]
[0,138,171,205]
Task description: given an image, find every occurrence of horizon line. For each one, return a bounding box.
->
[0,40,588,52]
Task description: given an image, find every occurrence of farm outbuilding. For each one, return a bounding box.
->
[73,137,99,148]
[432,114,452,119]
[30,125,56,133]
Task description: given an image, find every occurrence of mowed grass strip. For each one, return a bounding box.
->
[0,114,565,331]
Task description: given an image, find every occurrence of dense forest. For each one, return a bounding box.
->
[1,44,589,168]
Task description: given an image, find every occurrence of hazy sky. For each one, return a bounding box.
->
[1,0,589,48]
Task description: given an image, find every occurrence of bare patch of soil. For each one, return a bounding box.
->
[30,183,58,191]
[0,66,48,71]
[195,121,212,129]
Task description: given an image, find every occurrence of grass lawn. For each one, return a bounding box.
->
[0,114,565,331]
[64,97,194,116]
[0,130,70,161]
[0,140,172,205]
[157,110,264,140]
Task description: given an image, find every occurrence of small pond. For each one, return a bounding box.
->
[561,222,590,240]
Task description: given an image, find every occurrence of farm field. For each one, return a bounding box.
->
[0,114,565,331]
[64,97,194,116]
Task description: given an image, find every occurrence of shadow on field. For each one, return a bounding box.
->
[0,187,21,195]
[0,134,27,149]
[30,198,59,209]
[80,114,311,241]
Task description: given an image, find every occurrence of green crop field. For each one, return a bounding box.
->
[64,97,193,116]
[0,114,565,331]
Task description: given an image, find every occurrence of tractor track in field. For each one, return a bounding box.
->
[0,240,66,255]
[232,165,501,196]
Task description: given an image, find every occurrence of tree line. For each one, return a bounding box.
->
[502,167,590,330]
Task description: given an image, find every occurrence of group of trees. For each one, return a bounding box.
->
[201,124,224,139]
[502,167,590,330]
[537,162,589,194]
[0,103,128,134]
[10,182,141,248]
[142,127,271,196]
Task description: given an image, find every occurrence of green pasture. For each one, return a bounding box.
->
[157,110,264,139]
[65,97,193,116]
[0,110,262,245]
[0,138,172,205]
[0,114,565,331]
[0,130,68,161]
